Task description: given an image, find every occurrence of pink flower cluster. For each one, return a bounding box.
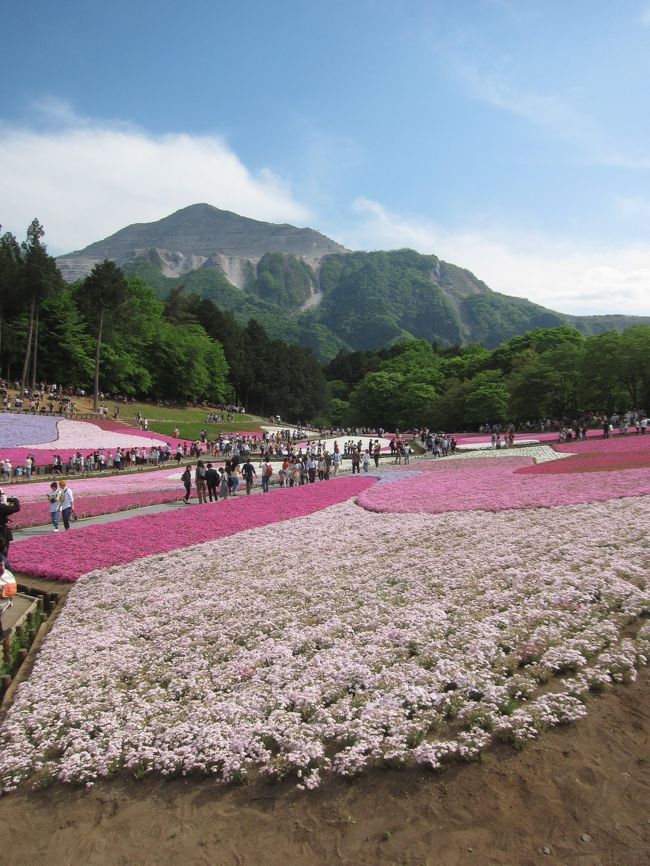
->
[1,495,648,791]
[517,434,650,476]
[11,490,183,530]
[357,455,650,514]
[8,468,184,503]
[10,476,377,581]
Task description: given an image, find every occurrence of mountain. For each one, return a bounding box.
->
[56,203,347,286]
[56,204,650,360]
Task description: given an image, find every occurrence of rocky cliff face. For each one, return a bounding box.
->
[56,203,348,286]
[56,203,650,360]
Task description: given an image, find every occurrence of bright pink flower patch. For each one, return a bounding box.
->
[554,434,650,454]
[10,476,377,581]
[357,456,650,515]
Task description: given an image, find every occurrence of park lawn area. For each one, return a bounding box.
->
[72,396,263,439]
[119,402,262,439]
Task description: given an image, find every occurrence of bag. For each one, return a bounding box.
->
[1,570,16,598]
[265,464,273,476]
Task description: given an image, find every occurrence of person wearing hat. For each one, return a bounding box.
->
[58,480,75,530]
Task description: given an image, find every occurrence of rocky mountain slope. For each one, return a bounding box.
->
[56,204,650,360]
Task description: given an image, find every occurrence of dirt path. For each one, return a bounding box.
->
[0,667,648,866]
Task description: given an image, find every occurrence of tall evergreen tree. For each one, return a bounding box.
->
[19,219,63,393]
[80,260,130,410]
[0,230,22,379]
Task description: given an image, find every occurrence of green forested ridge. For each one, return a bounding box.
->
[4,220,650,429]
[122,244,650,360]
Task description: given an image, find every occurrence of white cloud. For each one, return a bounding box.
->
[343,198,650,317]
[0,103,311,254]
[641,6,650,26]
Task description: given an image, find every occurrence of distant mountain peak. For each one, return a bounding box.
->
[56,203,349,282]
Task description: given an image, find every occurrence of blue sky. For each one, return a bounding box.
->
[2,0,650,315]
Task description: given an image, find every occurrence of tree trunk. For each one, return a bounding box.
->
[31,308,39,391]
[20,295,36,396]
[94,307,104,412]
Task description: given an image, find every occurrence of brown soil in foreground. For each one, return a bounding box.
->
[0,669,648,866]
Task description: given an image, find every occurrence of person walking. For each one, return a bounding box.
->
[242,458,257,494]
[205,463,219,502]
[218,467,230,500]
[47,482,61,531]
[58,480,74,530]
[229,461,241,495]
[195,461,208,504]
[181,466,192,503]
[260,458,272,493]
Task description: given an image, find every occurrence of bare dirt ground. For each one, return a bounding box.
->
[0,667,648,866]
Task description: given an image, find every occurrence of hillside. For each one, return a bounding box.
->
[56,204,650,360]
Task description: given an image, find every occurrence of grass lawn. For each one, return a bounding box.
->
[72,396,263,439]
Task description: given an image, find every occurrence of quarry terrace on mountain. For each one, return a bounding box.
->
[55,204,650,362]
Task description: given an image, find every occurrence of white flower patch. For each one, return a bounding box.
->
[30,419,169,450]
[0,494,648,791]
[449,444,571,463]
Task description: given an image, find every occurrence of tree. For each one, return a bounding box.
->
[80,260,130,409]
[580,332,624,414]
[19,219,63,392]
[619,326,650,410]
[0,230,22,378]
[463,371,510,428]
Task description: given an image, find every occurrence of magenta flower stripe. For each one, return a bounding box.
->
[10,476,377,581]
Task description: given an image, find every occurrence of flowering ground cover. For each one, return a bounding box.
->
[357,455,650,514]
[9,476,377,581]
[7,468,184,503]
[11,489,183,530]
[0,415,59,448]
[0,495,648,792]
[0,414,193,465]
[516,434,650,476]
[455,429,611,447]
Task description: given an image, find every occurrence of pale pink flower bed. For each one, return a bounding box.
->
[1,495,648,791]
[357,455,650,514]
[10,476,377,581]
[7,468,185,503]
[11,490,183,530]
[455,429,608,446]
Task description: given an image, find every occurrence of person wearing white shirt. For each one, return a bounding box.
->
[58,480,75,530]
